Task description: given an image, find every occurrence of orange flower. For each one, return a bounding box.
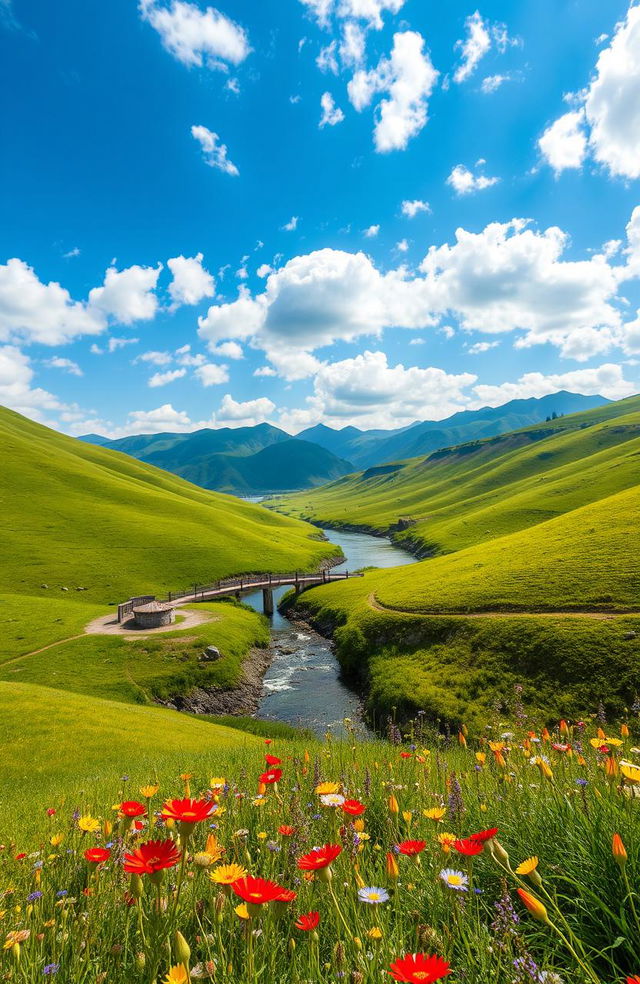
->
[517,889,549,924]
[386,851,399,881]
[612,833,627,867]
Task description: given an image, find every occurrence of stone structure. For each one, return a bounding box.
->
[132,600,176,629]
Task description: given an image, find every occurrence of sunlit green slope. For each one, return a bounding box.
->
[0,407,336,603]
[272,395,640,558]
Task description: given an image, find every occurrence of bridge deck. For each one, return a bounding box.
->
[167,571,364,605]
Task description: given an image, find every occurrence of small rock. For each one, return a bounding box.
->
[200,645,222,662]
[40,584,49,590]
[623,631,637,640]
[61,586,69,592]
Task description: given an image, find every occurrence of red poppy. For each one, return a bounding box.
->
[342,799,366,816]
[123,839,181,875]
[400,752,413,759]
[453,838,484,856]
[295,911,320,931]
[626,977,640,983]
[397,840,426,856]
[469,828,498,844]
[264,739,272,745]
[120,801,146,818]
[259,769,282,784]
[231,876,285,905]
[46,808,56,816]
[265,754,282,766]
[161,798,215,825]
[275,888,297,903]
[84,847,110,865]
[15,853,27,861]
[297,844,342,871]
[133,820,145,832]
[389,953,452,983]
[278,825,295,836]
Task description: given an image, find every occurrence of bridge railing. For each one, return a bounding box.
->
[162,569,361,603]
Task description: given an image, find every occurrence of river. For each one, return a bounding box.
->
[242,527,417,738]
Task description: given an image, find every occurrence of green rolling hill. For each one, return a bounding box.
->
[273,395,640,727]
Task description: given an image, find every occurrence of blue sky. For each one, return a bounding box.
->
[1,0,640,437]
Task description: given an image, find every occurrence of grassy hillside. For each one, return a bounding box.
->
[272,396,640,558]
[0,407,336,604]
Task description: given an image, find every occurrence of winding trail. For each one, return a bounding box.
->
[367,593,639,619]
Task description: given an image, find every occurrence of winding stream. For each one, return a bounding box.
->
[243,527,417,737]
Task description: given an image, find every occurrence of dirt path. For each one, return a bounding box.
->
[367,593,638,619]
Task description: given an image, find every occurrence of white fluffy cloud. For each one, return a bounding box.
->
[0,258,104,345]
[454,11,491,83]
[348,31,438,152]
[139,0,250,70]
[210,341,243,359]
[540,4,640,180]
[0,345,72,422]
[363,224,380,237]
[401,199,430,218]
[299,0,404,29]
[320,91,345,126]
[88,264,162,325]
[447,163,500,195]
[217,393,276,426]
[191,125,239,176]
[148,367,187,387]
[167,253,215,307]
[43,356,83,376]
[472,363,636,404]
[538,110,587,174]
[194,363,230,386]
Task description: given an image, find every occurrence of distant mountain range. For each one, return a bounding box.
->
[80,391,609,494]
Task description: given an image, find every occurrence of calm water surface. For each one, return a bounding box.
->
[243,526,417,737]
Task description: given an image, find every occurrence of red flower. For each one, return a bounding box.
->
[295,911,320,931]
[626,977,640,983]
[275,888,297,903]
[278,825,295,836]
[120,801,146,818]
[389,953,452,983]
[400,752,413,759]
[264,739,272,745]
[297,844,342,871]
[46,808,56,816]
[342,799,366,816]
[469,828,498,844]
[161,798,215,825]
[265,754,282,766]
[15,853,27,861]
[231,876,285,905]
[397,840,426,856]
[123,839,181,875]
[453,838,484,856]
[259,769,282,784]
[84,847,110,865]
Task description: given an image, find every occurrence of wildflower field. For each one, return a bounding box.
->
[2,712,640,984]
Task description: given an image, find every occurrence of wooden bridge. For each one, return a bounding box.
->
[165,570,364,616]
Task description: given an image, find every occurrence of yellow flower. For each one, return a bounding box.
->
[475,752,486,765]
[423,807,446,822]
[140,784,159,799]
[234,903,250,920]
[590,737,622,749]
[50,834,64,847]
[257,832,267,840]
[620,762,640,784]
[163,965,188,984]
[437,832,457,852]
[388,794,399,814]
[367,927,383,940]
[3,931,29,950]
[353,819,365,833]
[210,777,226,790]
[209,864,247,886]
[515,857,539,875]
[77,815,100,834]
[252,797,267,807]
[315,782,340,795]
[402,811,413,825]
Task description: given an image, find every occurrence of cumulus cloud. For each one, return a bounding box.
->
[467,341,499,354]
[282,216,299,231]
[191,125,239,176]
[137,350,173,366]
[447,163,500,195]
[538,110,588,174]
[320,91,345,126]
[472,363,636,404]
[43,356,83,376]
[210,341,243,359]
[540,5,640,180]
[139,0,250,70]
[299,0,404,29]
[167,253,215,307]
[116,403,198,434]
[148,367,187,387]
[88,263,162,325]
[453,11,491,83]
[348,31,438,152]
[363,224,380,237]
[0,345,72,422]
[194,362,230,386]
[0,258,104,345]
[401,199,430,218]
[217,393,276,426]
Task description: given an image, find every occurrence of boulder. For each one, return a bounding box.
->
[200,645,222,662]
[623,631,637,641]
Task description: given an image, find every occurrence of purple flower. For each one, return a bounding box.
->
[27,891,43,902]
[43,965,60,976]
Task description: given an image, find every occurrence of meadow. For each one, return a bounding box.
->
[1,712,639,984]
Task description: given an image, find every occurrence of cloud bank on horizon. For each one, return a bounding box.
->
[0,0,639,438]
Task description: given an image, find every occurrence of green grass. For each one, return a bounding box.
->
[0,601,270,706]
[272,398,640,558]
[0,406,337,606]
